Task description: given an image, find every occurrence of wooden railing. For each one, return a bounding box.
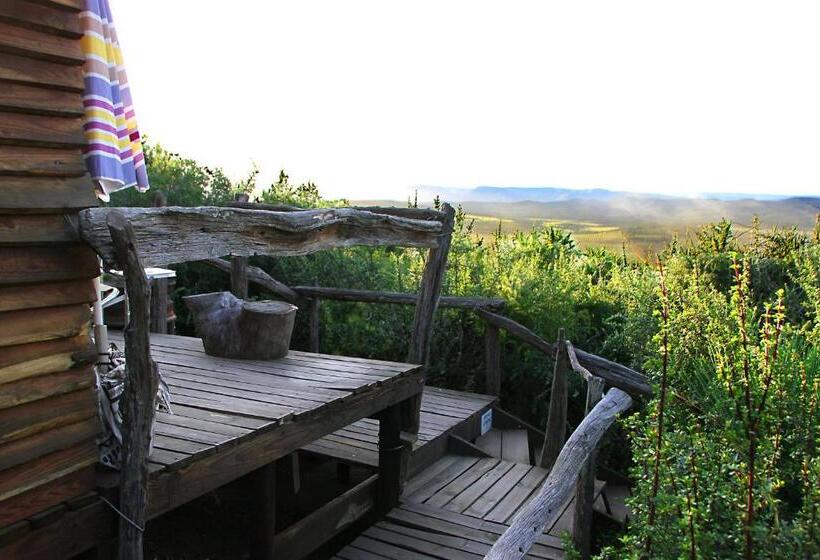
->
[192,210,649,560]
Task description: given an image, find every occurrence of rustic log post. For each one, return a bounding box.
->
[107,211,159,560]
[485,322,501,396]
[251,462,277,560]
[230,256,249,299]
[573,375,605,559]
[308,285,320,354]
[148,277,169,334]
[376,402,403,516]
[404,203,455,433]
[539,328,568,470]
[485,388,632,560]
[203,258,303,305]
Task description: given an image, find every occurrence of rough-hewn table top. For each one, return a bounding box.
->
[106,331,424,517]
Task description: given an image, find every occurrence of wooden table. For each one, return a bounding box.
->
[105,331,424,558]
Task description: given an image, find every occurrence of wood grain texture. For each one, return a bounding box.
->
[0,439,97,502]
[485,388,632,560]
[0,110,84,148]
[572,376,604,559]
[539,331,568,470]
[0,365,94,409]
[0,82,83,117]
[0,213,79,243]
[0,1,82,38]
[0,387,96,445]
[107,211,159,560]
[485,324,501,396]
[0,466,94,528]
[0,176,95,212]
[204,257,302,304]
[293,285,505,311]
[27,0,85,13]
[0,279,95,313]
[0,51,83,91]
[0,417,98,473]
[0,334,90,377]
[0,303,90,348]
[0,245,98,285]
[79,206,444,268]
[0,145,85,176]
[476,308,651,396]
[0,21,83,64]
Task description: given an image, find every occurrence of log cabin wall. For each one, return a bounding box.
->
[0,0,102,530]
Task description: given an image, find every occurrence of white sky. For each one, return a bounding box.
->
[112,1,820,200]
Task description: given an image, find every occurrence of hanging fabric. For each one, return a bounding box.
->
[80,0,149,201]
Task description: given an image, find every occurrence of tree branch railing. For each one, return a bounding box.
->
[485,387,633,559]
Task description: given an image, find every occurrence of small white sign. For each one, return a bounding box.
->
[480,409,493,435]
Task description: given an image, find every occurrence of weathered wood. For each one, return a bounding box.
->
[202,257,302,304]
[308,296,320,353]
[250,462,276,560]
[149,277,169,334]
[0,213,79,243]
[107,211,159,560]
[0,388,96,445]
[485,324,501,396]
[0,303,90,348]
[273,474,377,560]
[475,309,651,396]
[485,388,632,560]
[229,200,447,222]
[0,365,93,409]
[27,0,85,13]
[79,206,444,268]
[0,176,96,211]
[0,51,83,91]
[0,417,98,472]
[0,465,94,528]
[0,279,95,312]
[0,110,84,147]
[230,256,248,299]
[0,245,99,285]
[184,292,297,359]
[377,402,403,515]
[572,376,604,559]
[0,1,83,38]
[0,334,92,383]
[565,340,593,382]
[539,330,568,470]
[0,145,85,176]
[0,439,97,502]
[0,20,84,64]
[293,285,506,311]
[404,203,456,434]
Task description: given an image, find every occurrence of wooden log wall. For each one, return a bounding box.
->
[0,0,100,533]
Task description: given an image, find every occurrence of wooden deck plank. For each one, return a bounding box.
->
[484,466,548,524]
[501,429,530,464]
[424,458,500,509]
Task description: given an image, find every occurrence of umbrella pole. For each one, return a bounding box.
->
[93,267,110,365]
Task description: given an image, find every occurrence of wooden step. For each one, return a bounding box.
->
[594,484,631,524]
[474,428,530,464]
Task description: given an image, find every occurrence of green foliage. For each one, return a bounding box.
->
[115,144,819,558]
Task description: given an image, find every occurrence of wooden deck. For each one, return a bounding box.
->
[302,387,496,474]
[107,331,423,519]
[333,453,607,559]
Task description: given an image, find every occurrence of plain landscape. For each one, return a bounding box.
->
[357,186,820,256]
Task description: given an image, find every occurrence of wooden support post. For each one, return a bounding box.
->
[107,211,159,560]
[251,462,277,560]
[573,375,605,559]
[231,256,249,299]
[539,328,568,470]
[404,203,455,434]
[485,323,501,396]
[308,297,320,353]
[376,403,403,516]
[148,277,168,334]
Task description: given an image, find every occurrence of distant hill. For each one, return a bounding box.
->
[357,188,819,255]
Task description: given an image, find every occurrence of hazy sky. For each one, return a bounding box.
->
[113,1,820,200]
